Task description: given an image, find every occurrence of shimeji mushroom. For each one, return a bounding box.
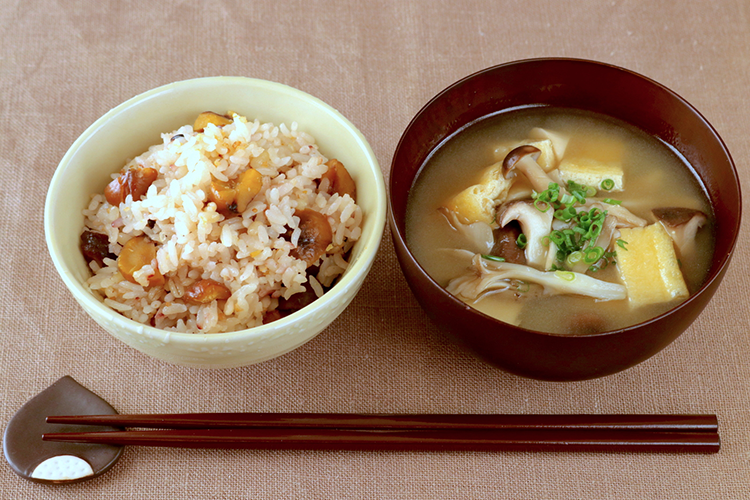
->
[446,255,627,302]
[502,145,563,194]
[652,207,708,257]
[498,200,553,270]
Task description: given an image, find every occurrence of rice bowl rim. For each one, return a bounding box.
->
[45,76,386,345]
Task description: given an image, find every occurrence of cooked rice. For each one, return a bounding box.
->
[82,113,363,333]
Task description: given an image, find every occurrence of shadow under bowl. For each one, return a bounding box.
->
[389,58,741,381]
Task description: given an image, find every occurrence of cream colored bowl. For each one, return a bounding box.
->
[45,77,386,368]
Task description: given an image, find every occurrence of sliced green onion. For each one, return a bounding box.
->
[515,281,530,293]
[554,206,576,221]
[584,246,605,263]
[566,181,590,203]
[587,222,602,240]
[534,199,550,212]
[563,206,577,219]
[585,185,597,197]
[616,239,628,250]
[566,251,583,266]
[554,270,576,282]
[549,231,564,246]
[516,234,527,249]
[560,193,576,206]
[481,254,505,262]
[563,230,576,248]
[600,178,615,190]
[603,198,622,205]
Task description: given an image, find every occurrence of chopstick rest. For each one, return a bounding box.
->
[3,376,124,484]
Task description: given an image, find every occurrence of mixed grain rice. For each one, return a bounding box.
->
[82,113,362,333]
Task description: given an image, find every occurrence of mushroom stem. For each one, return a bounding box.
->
[503,145,562,194]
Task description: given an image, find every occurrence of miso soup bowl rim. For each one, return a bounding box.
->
[389,57,741,340]
[45,76,387,365]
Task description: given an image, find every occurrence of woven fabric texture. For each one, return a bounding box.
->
[0,0,748,498]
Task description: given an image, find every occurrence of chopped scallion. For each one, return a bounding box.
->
[600,178,615,190]
[481,254,506,262]
[583,246,605,263]
[534,199,550,212]
[560,193,576,206]
[566,251,583,267]
[516,234,527,249]
[554,270,576,282]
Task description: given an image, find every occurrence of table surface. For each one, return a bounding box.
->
[1,0,748,498]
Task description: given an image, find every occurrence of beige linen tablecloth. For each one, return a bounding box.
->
[1,0,748,498]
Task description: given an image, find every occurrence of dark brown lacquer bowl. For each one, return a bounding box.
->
[389,58,741,381]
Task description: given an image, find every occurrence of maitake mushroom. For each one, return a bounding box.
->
[652,207,707,256]
[446,255,627,302]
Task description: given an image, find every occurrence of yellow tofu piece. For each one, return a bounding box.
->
[443,161,511,224]
[616,224,689,308]
[574,134,625,163]
[559,157,624,192]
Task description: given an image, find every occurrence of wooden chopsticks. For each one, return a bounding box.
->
[42,413,720,453]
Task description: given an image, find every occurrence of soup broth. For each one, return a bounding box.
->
[406,107,714,334]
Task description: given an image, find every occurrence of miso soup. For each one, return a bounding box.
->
[406,107,714,334]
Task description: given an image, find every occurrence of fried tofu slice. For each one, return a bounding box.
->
[443,161,512,225]
[575,133,625,163]
[616,223,689,308]
[559,157,624,192]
